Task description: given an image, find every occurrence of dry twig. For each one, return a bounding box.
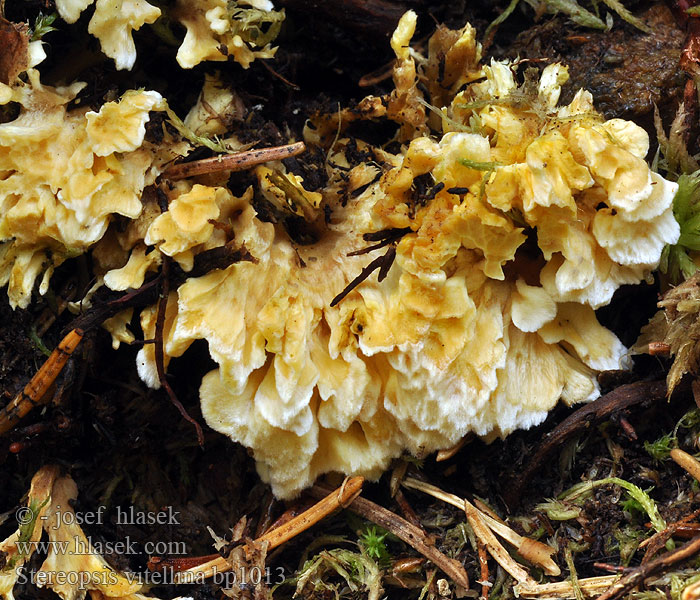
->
[393,489,427,531]
[0,244,254,437]
[477,538,490,599]
[162,142,306,180]
[596,535,700,600]
[505,380,672,508]
[308,482,471,590]
[153,255,204,446]
[639,508,700,564]
[0,328,84,435]
[173,476,364,583]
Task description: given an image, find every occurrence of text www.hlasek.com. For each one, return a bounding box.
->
[15,537,187,557]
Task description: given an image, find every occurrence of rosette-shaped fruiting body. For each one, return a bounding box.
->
[0,74,184,308]
[132,13,679,498]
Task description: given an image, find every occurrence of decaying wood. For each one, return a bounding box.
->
[308,482,471,591]
[0,15,28,85]
[276,0,406,39]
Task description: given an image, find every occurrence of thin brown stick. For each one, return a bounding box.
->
[35,278,78,337]
[153,256,204,446]
[70,244,254,334]
[358,60,396,87]
[639,508,700,565]
[174,476,364,583]
[0,244,252,438]
[260,60,300,89]
[478,539,490,600]
[593,563,629,573]
[309,482,471,590]
[254,493,277,539]
[505,380,673,508]
[264,503,314,534]
[394,489,427,531]
[331,245,397,306]
[162,142,306,180]
[148,553,220,573]
[617,416,638,440]
[596,535,700,600]
[0,328,84,435]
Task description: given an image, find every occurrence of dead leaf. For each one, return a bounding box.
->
[222,537,270,599]
[0,16,29,84]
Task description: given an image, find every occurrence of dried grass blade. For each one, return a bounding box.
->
[514,575,621,599]
[403,477,560,576]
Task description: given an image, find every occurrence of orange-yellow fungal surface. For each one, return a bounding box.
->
[0,75,184,309]
[133,13,677,498]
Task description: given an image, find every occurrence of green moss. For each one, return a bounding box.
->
[485,0,650,43]
[29,12,58,42]
[661,171,700,283]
